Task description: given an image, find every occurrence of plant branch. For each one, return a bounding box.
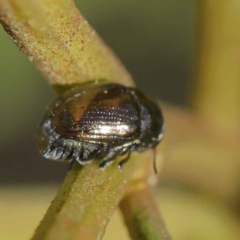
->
[0,0,133,87]
[31,160,143,240]
[120,181,171,240]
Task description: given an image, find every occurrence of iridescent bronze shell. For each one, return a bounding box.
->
[36,82,164,170]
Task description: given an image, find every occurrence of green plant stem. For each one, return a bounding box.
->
[0,0,133,87]
[119,183,171,240]
[30,151,169,240]
[31,161,136,240]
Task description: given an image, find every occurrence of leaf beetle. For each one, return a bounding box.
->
[36,81,164,172]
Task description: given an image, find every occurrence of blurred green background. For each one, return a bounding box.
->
[0,0,195,183]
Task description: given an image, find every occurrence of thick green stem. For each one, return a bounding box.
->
[31,160,138,240]
[0,0,133,87]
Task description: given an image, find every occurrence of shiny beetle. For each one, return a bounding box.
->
[36,82,164,171]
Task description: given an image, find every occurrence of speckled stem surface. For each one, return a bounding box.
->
[31,161,135,240]
[0,0,134,87]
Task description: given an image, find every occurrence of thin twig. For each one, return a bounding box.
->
[120,181,171,240]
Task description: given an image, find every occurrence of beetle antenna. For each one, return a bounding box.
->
[153,148,158,174]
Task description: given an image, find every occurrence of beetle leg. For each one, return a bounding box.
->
[61,140,73,160]
[98,158,114,169]
[118,151,131,169]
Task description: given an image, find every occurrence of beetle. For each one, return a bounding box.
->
[36,81,164,172]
